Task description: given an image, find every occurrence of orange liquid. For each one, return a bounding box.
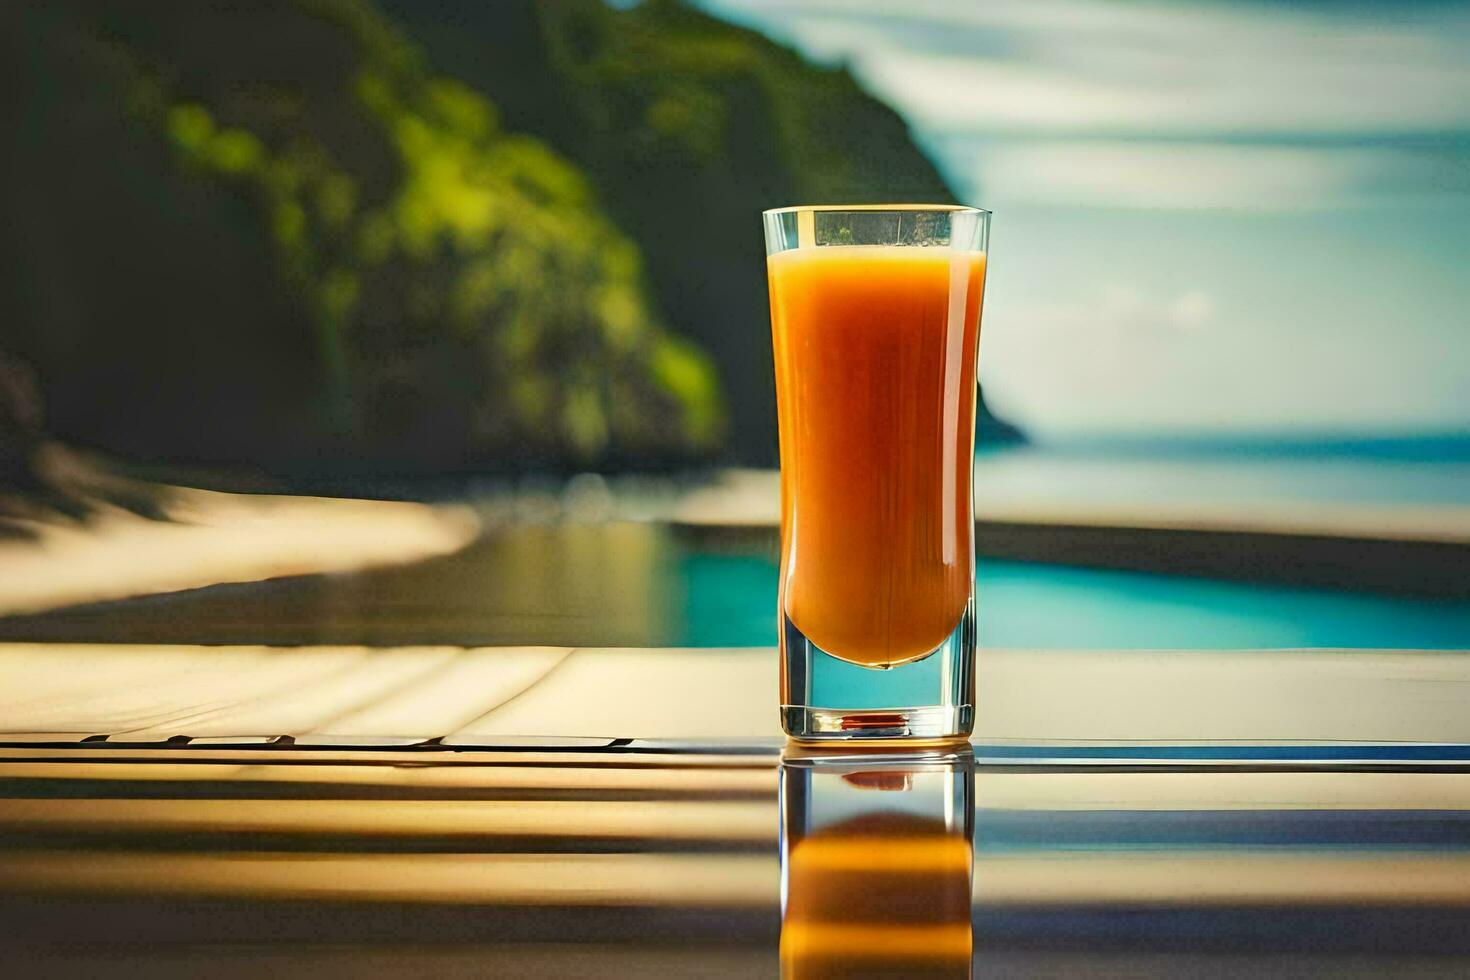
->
[769,246,985,668]
[780,811,974,979]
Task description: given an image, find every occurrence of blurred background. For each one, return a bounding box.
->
[1,0,1467,651]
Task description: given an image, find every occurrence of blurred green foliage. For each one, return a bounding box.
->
[0,0,1008,477]
[384,0,987,461]
[143,0,723,463]
[2,0,727,472]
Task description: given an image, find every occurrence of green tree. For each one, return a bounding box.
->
[382,0,1019,461]
[3,0,724,473]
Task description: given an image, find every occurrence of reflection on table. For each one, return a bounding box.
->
[781,749,973,979]
[5,739,1470,976]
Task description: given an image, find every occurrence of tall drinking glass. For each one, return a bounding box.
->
[764,205,990,741]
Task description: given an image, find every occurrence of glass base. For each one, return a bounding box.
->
[781,597,975,742]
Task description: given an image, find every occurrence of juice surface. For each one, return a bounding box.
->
[769,246,985,667]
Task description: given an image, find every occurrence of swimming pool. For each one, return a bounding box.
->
[681,552,1470,649]
[0,519,1464,651]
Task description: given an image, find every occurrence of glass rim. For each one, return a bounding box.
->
[762,203,990,217]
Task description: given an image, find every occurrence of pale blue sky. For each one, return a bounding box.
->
[701,0,1470,440]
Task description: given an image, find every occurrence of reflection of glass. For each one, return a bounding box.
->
[764,205,989,742]
[780,748,975,979]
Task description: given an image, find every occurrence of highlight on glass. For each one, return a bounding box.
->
[764,204,991,741]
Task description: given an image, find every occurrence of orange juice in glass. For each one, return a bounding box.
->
[764,205,989,741]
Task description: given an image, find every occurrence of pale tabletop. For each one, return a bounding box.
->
[3,643,1469,749]
[5,644,1470,977]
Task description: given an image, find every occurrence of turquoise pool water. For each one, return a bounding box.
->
[675,443,1470,650]
[681,554,1470,649]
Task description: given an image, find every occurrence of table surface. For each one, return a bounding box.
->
[4,644,1470,976]
[5,643,1470,747]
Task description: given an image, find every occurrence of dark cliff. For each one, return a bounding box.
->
[0,0,1019,482]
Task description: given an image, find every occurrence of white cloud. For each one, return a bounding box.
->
[978,284,1227,434]
[1005,284,1218,350]
[978,275,1470,437]
[853,14,1470,136]
[703,0,1470,210]
[942,139,1470,210]
[702,0,1470,435]
[707,0,1470,136]
[1171,291,1212,332]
